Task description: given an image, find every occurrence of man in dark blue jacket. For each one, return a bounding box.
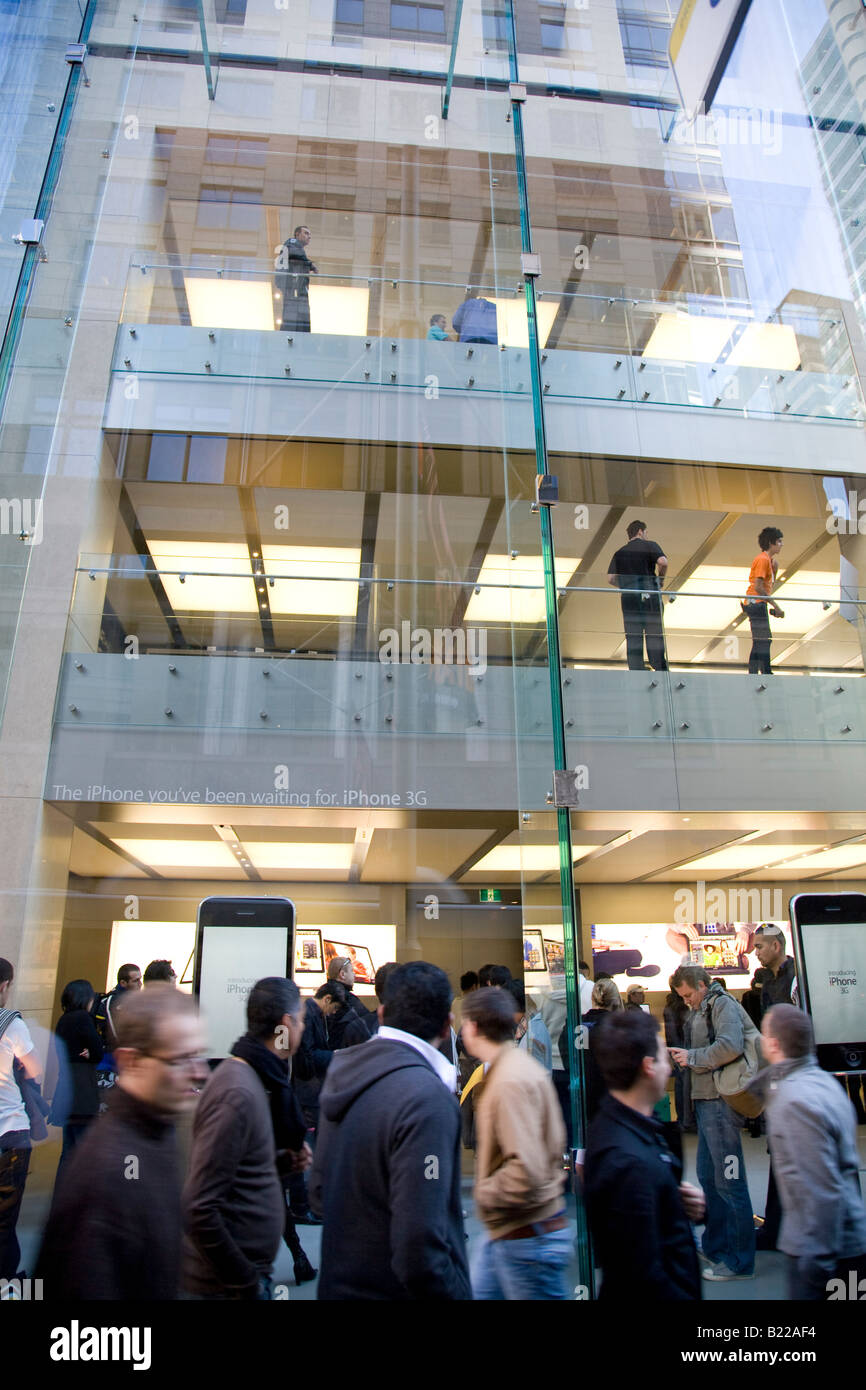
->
[309,961,470,1300]
[584,1010,704,1300]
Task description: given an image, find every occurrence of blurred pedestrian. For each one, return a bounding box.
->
[37,988,206,1299]
[761,1004,866,1300]
[310,961,470,1299]
[463,988,569,1300]
[50,979,104,1168]
[584,1010,704,1300]
[184,977,308,1299]
[0,958,43,1281]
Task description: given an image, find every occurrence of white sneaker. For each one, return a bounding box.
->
[702,1262,755,1282]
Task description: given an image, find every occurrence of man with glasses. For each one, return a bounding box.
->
[36,987,206,1299]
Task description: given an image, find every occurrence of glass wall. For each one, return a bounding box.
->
[3,0,866,1299]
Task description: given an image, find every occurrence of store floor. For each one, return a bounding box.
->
[17,1128,865,1300]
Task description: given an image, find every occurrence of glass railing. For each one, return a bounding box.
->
[62,558,866,672]
[113,262,865,422]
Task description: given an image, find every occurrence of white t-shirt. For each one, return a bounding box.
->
[0,1017,35,1139]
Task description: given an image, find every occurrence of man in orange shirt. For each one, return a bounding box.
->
[742,526,784,674]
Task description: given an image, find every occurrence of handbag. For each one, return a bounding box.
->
[706,996,764,1119]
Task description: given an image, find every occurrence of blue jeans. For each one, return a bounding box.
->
[0,1131,31,1279]
[472,1223,572,1300]
[695,1099,755,1275]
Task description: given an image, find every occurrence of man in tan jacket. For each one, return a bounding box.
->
[462,987,571,1299]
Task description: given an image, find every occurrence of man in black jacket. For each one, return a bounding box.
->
[584,1010,704,1300]
[37,988,206,1299]
[275,225,318,332]
[309,961,470,1300]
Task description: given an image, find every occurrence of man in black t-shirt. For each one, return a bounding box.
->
[607,519,669,671]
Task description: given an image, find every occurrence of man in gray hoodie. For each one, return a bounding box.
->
[761,1004,866,1300]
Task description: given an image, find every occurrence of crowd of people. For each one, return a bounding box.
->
[0,932,864,1302]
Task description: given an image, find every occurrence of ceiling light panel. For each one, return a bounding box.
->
[678,844,824,873]
[184,277,277,332]
[113,839,238,869]
[468,845,595,873]
[643,313,735,363]
[464,554,580,624]
[149,540,256,613]
[245,842,355,871]
[261,546,362,616]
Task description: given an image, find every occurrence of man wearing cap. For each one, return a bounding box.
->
[327,957,374,1036]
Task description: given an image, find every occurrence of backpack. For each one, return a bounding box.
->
[0,1008,50,1140]
[706,993,764,1119]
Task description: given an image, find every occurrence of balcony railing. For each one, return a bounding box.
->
[112,263,865,425]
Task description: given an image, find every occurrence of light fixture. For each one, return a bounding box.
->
[468,845,595,873]
[262,546,362,617]
[727,323,800,372]
[464,554,580,624]
[643,313,735,364]
[184,277,279,332]
[245,842,355,871]
[678,844,824,873]
[489,298,559,349]
[149,541,258,613]
[113,840,238,869]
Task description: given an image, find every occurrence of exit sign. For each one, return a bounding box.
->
[479,889,502,903]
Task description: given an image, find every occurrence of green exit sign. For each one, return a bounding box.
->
[479,888,502,903]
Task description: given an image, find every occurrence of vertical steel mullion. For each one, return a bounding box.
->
[505,0,593,1298]
[441,0,465,119]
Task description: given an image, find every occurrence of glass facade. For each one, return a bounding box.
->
[3,0,866,1299]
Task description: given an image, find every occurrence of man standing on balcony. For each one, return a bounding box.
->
[607,519,669,671]
[275,225,318,333]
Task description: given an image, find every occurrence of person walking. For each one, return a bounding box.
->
[750,924,798,1248]
[183,977,308,1300]
[584,1010,704,1300]
[0,959,42,1282]
[327,955,374,1034]
[36,988,206,1299]
[742,526,784,675]
[309,961,470,1300]
[760,1004,866,1300]
[607,520,669,671]
[50,979,104,1168]
[276,225,318,333]
[669,965,756,1282]
[462,987,570,1300]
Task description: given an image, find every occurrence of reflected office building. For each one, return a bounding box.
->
[2,0,866,1289]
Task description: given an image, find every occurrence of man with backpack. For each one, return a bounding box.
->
[0,958,43,1280]
[93,963,142,1052]
[669,964,759,1282]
